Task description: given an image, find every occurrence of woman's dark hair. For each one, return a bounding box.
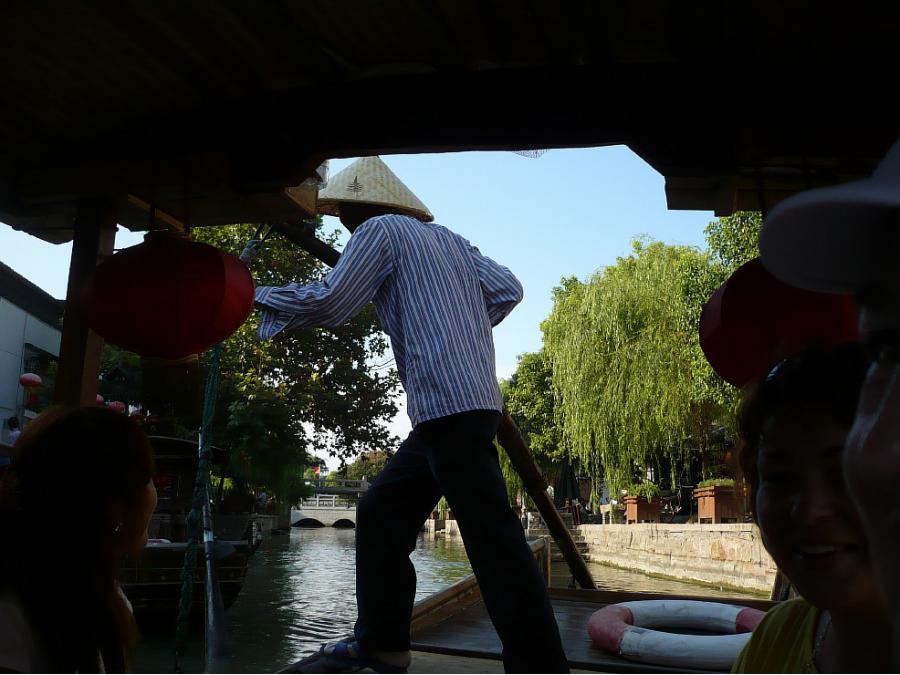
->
[738,343,868,520]
[8,416,20,430]
[0,406,154,672]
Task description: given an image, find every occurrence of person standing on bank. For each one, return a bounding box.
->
[6,416,21,446]
[254,156,568,673]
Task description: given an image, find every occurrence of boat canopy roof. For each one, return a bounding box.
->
[2,4,900,243]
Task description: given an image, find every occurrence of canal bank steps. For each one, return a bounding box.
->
[527,527,591,563]
[525,511,591,563]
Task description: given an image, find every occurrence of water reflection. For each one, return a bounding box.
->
[134,528,475,673]
[134,528,762,673]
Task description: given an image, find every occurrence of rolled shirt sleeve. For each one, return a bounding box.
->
[469,246,524,327]
[255,220,393,339]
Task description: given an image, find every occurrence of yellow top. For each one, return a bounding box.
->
[732,598,820,673]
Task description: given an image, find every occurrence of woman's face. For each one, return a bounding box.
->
[138,479,158,546]
[756,409,879,612]
[119,479,158,553]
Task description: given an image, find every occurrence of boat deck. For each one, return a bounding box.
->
[411,597,651,672]
[280,540,775,674]
[406,650,596,673]
[409,587,775,674]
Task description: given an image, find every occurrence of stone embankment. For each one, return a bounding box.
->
[579,523,776,594]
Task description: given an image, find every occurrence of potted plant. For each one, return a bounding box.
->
[693,478,742,523]
[623,483,662,524]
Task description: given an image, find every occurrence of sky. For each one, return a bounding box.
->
[0,146,715,462]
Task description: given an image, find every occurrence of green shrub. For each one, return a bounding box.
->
[697,477,735,488]
[625,482,661,502]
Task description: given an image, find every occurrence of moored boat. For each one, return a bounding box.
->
[119,436,260,615]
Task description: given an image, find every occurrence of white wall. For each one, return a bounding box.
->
[0,297,61,443]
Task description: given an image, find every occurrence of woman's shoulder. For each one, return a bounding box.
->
[759,597,818,625]
[732,598,819,673]
[0,592,49,673]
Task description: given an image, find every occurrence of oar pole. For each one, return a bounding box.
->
[496,411,595,589]
[203,490,232,670]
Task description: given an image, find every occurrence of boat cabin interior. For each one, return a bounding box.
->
[147,435,228,541]
[2,3,895,672]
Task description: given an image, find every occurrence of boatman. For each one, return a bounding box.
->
[760,138,900,671]
[254,156,568,673]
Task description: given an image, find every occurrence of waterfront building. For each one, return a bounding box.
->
[0,261,63,444]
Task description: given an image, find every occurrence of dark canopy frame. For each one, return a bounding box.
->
[2,3,899,403]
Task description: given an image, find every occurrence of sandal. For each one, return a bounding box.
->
[318,641,409,674]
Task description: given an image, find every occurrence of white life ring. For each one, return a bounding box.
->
[588,599,766,671]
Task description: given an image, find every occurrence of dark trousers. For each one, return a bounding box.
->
[354,410,569,673]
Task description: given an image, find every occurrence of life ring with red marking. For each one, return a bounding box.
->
[588,599,765,671]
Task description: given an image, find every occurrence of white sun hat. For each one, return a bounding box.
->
[760,138,900,294]
[317,156,434,222]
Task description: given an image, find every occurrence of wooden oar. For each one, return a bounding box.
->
[271,223,596,589]
[496,410,595,589]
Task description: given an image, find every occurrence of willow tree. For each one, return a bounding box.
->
[692,211,763,439]
[543,240,727,501]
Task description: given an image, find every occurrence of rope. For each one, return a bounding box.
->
[174,344,222,672]
[174,229,264,671]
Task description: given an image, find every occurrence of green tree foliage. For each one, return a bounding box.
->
[502,350,563,460]
[193,222,401,502]
[97,344,142,406]
[336,450,392,482]
[704,211,762,272]
[497,350,563,505]
[696,211,763,432]
[540,214,762,501]
[98,222,401,504]
[223,388,311,504]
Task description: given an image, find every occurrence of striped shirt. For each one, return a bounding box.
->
[255,214,523,426]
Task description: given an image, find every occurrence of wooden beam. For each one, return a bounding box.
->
[126,194,185,231]
[20,152,232,205]
[53,201,116,406]
[272,222,340,267]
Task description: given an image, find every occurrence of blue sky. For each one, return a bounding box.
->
[325,147,714,380]
[0,146,715,447]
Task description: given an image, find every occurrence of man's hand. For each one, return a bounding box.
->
[239,238,263,265]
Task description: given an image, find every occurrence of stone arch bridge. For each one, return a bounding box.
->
[290,480,370,528]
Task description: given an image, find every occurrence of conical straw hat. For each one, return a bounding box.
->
[317,156,434,222]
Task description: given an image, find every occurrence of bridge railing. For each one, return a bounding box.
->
[305,478,370,491]
[300,494,356,509]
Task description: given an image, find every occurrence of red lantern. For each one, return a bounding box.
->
[19,373,42,388]
[107,401,128,413]
[82,232,254,358]
[699,258,857,387]
[153,473,173,489]
[96,394,105,405]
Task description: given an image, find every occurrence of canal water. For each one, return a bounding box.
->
[134,527,763,673]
